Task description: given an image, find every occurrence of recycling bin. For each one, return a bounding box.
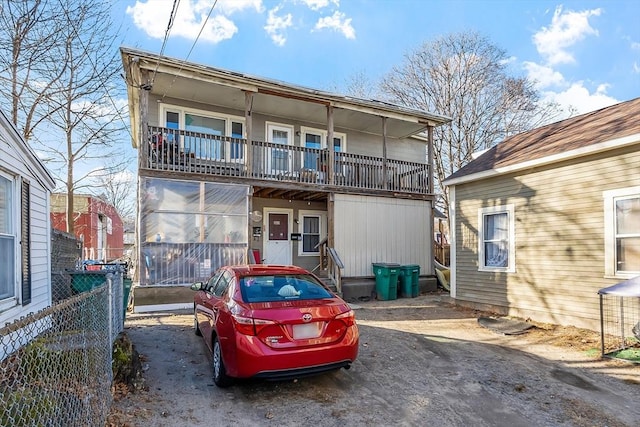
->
[69,270,109,294]
[399,265,421,298]
[372,263,400,301]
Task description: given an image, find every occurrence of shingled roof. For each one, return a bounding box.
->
[444,97,640,184]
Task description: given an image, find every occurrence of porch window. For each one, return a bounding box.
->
[0,174,15,303]
[604,187,640,277]
[160,105,245,161]
[300,127,347,171]
[478,205,515,272]
[185,114,225,159]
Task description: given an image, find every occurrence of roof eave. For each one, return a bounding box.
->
[443,132,640,187]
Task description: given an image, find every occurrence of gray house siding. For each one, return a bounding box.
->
[147,95,427,162]
[453,145,640,330]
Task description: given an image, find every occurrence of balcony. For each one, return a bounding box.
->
[143,126,430,196]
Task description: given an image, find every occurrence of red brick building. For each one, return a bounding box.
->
[51,193,124,262]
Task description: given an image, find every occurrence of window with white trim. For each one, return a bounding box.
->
[604,187,640,277]
[159,105,245,161]
[300,127,346,170]
[0,173,16,304]
[478,205,515,272]
[298,211,326,256]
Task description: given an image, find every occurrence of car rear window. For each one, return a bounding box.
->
[240,274,333,303]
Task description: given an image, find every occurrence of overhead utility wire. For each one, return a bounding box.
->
[161,0,219,101]
[150,0,181,86]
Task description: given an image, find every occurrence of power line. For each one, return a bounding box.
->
[151,0,181,86]
[161,0,219,101]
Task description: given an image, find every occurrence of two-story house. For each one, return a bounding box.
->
[120,47,450,310]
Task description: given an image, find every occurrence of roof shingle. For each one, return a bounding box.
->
[445,97,640,182]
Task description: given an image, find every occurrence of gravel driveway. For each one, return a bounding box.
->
[107,293,639,427]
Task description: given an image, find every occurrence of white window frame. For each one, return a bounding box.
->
[0,170,18,312]
[478,204,515,273]
[299,126,347,152]
[158,104,245,161]
[603,186,640,278]
[297,210,326,256]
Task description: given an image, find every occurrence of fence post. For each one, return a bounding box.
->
[106,273,114,346]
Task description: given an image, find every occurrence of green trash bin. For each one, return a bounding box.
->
[400,265,421,298]
[372,263,400,301]
[123,277,132,317]
[69,270,109,294]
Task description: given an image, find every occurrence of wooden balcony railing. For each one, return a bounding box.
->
[144,126,429,194]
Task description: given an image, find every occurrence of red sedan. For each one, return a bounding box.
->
[191,264,359,387]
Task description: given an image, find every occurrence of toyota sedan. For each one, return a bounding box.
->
[191,264,359,387]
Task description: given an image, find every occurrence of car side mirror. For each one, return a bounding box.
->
[190,282,204,291]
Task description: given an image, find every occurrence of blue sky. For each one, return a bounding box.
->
[116,0,640,116]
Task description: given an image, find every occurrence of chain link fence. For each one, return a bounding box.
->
[1,271,124,426]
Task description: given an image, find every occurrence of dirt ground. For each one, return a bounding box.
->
[106,292,639,427]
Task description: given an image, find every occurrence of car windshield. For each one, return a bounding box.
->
[240,274,333,303]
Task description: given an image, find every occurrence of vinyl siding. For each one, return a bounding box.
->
[0,116,53,326]
[453,144,640,330]
[334,194,431,277]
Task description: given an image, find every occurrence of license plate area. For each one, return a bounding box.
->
[292,323,321,339]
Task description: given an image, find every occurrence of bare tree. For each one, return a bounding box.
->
[0,0,67,139]
[0,0,130,234]
[380,31,565,215]
[93,167,136,223]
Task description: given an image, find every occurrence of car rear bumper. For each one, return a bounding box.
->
[230,327,359,379]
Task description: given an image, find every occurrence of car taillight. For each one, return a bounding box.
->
[335,310,356,327]
[232,315,276,336]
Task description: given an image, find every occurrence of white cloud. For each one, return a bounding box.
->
[264,7,293,46]
[301,0,339,11]
[533,6,601,65]
[634,62,640,74]
[314,11,355,39]
[522,61,565,89]
[541,82,618,116]
[126,0,263,43]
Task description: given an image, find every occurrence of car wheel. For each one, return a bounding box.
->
[212,336,232,387]
[194,311,202,336]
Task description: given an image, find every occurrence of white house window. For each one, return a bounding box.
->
[160,106,245,161]
[300,127,347,171]
[604,187,640,277]
[0,174,16,302]
[298,211,326,256]
[478,204,515,272]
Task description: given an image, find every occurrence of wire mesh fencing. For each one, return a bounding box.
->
[600,293,640,362]
[0,271,124,426]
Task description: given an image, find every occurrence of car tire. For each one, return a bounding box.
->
[194,312,202,336]
[212,336,232,388]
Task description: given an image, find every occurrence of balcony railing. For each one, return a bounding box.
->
[144,126,429,194]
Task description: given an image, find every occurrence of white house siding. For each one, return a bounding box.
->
[453,145,640,330]
[0,113,54,327]
[334,194,431,278]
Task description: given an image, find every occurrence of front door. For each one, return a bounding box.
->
[264,210,292,265]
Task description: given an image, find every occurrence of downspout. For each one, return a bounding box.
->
[427,125,435,276]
